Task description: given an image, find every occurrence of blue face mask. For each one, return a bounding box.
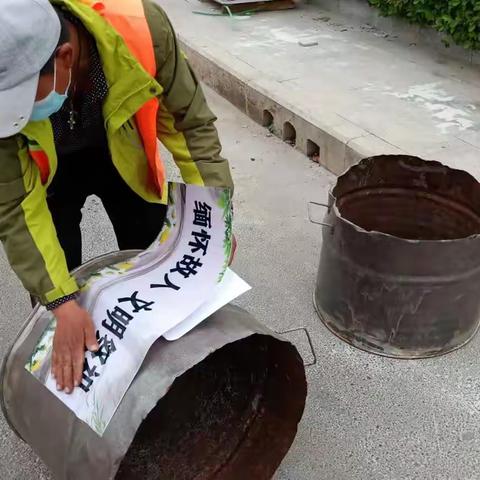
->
[30,60,71,122]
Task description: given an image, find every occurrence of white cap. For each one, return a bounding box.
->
[0,0,61,138]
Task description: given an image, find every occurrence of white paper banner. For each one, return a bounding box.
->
[25,184,249,436]
[164,269,251,341]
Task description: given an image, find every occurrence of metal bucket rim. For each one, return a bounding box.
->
[327,155,480,244]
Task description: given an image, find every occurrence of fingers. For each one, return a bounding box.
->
[51,304,98,394]
[53,349,73,393]
[62,356,74,394]
[52,350,59,383]
[52,344,65,391]
[56,366,64,393]
[52,330,80,394]
[84,315,99,352]
[73,349,84,389]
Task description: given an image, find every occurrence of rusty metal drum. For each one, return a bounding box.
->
[314,155,480,359]
[1,251,307,480]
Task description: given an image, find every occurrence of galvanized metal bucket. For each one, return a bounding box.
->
[313,155,480,359]
[1,251,307,480]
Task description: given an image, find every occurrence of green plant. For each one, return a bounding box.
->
[217,188,233,283]
[368,0,480,51]
[90,393,107,435]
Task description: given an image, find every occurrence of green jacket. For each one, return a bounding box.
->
[0,0,233,304]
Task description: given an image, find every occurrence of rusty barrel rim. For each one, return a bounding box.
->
[330,155,480,243]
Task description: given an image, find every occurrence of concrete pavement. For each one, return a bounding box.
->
[160,0,480,179]
[1,88,480,479]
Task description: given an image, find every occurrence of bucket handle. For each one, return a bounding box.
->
[277,327,317,367]
[308,201,333,229]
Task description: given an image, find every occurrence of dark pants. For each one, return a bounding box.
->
[47,146,167,272]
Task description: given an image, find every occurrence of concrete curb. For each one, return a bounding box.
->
[179,35,405,176]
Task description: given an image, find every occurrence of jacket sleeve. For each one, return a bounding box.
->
[144,0,234,192]
[0,137,78,304]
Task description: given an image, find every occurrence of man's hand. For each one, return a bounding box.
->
[52,300,99,394]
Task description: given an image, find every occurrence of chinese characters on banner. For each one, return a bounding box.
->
[79,201,218,394]
[26,184,250,436]
[151,201,213,291]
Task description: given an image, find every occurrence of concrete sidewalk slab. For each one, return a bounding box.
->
[160,0,480,177]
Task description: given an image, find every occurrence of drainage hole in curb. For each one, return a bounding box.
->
[262,109,274,128]
[283,122,296,146]
[307,140,320,163]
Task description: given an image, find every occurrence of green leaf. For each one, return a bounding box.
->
[369,0,479,51]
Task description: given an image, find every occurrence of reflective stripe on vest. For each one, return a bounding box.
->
[30,0,165,195]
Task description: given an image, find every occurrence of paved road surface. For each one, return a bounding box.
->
[1,88,479,480]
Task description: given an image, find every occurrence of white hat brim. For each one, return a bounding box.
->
[0,72,40,139]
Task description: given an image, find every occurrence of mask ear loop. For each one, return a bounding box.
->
[64,68,72,95]
[52,56,58,92]
[53,56,72,95]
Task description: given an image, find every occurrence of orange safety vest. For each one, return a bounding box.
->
[30,0,165,195]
